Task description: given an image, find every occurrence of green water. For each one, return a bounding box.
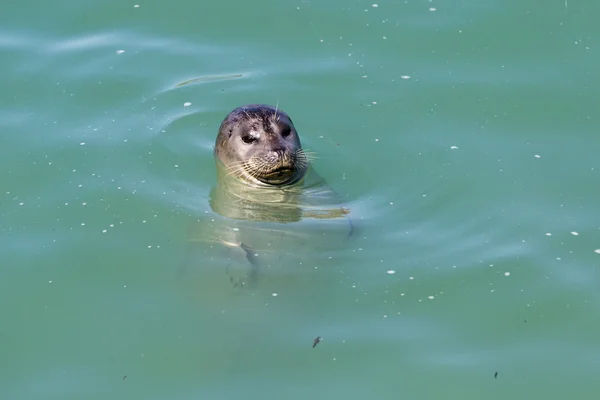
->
[2,0,600,398]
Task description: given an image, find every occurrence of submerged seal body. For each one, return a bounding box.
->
[185,104,353,288]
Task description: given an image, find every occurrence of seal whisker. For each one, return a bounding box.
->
[298,149,318,159]
[295,149,314,165]
[225,167,244,178]
[224,161,248,175]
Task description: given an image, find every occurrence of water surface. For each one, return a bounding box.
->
[2,0,600,399]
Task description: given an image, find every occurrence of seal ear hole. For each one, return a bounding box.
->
[241,134,257,144]
[228,129,233,138]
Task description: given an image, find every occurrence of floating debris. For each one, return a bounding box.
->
[313,337,322,348]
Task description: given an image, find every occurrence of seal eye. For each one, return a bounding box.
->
[241,134,257,144]
[281,127,292,138]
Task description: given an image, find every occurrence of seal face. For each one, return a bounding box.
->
[214,104,308,187]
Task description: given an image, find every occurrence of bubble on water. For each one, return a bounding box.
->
[450,145,458,150]
[534,154,541,158]
[401,75,411,79]
[386,270,396,275]
[504,272,510,276]
[116,50,125,55]
[80,142,86,146]
[372,4,378,7]
[19,202,24,206]
[545,232,551,236]
[428,296,435,300]
[272,293,278,297]
[232,228,240,231]
[409,276,414,280]
[134,4,140,7]
[184,102,191,107]
[594,249,600,255]
[102,229,107,233]
[429,7,437,11]
[571,232,579,236]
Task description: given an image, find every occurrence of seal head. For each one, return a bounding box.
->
[214,104,308,186]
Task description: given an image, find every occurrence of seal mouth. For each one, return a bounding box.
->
[259,166,297,184]
[265,166,294,176]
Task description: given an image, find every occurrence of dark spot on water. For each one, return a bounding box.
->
[313,336,322,348]
[123,375,127,381]
[494,372,498,379]
[524,319,527,323]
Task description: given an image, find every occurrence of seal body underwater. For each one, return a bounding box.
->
[184,104,353,289]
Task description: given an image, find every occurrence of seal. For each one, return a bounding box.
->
[214,104,308,187]
[182,104,353,289]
